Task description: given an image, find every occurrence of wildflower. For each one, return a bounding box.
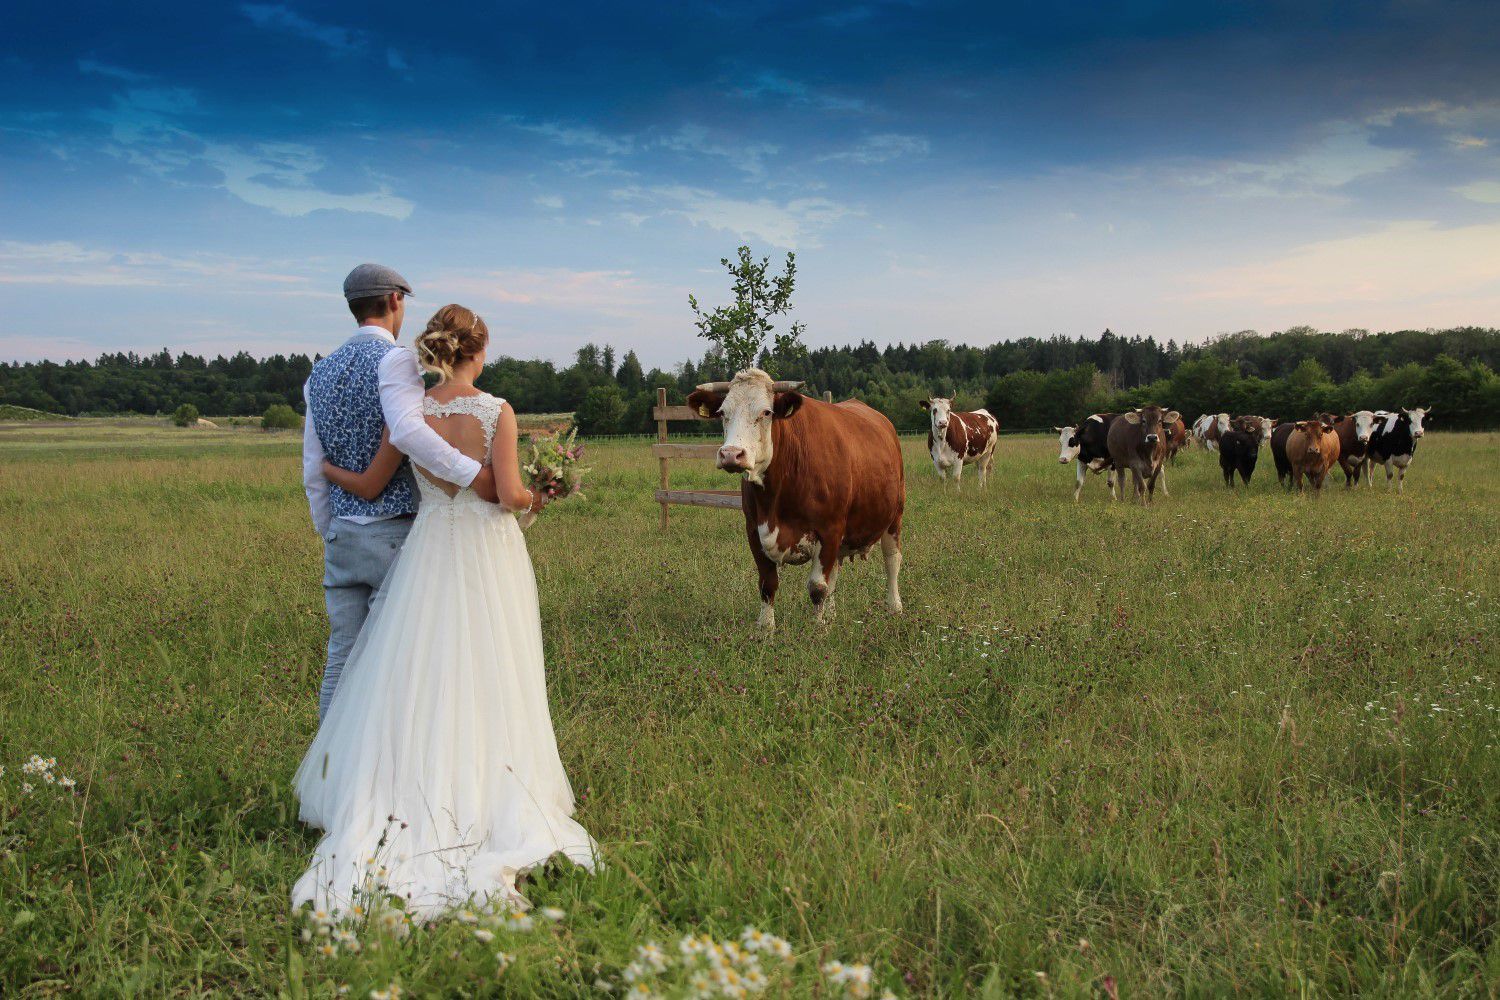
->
[495,951,513,971]
[504,910,535,932]
[474,929,494,943]
[741,926,767,950]
[317,942,337,958]
[637,941,669,972]
[540,906,566,922]
[21,783,33,795]
[624,985,658,1000]
[456,908,479,925]
[58,776,76,789]
[621,961,648,983]
[593,978,614,992]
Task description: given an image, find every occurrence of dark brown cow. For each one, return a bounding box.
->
[1286,415,1341,494]
[687,369,905,631]
[921,397,998,489]
[1105,404,1180,505]
[1333,410,1377,488]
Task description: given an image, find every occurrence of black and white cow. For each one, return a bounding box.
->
[1055,413,1118,501]
[1366,407,1430,492]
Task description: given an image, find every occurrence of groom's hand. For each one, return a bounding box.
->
[470,467,500,503]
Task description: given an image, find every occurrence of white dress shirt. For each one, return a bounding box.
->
[303,325,483,537]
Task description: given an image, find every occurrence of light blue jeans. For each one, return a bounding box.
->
[319,517,413,720]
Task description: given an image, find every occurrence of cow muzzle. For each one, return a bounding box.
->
[1145,434,1159,445]
[717,446,750,472]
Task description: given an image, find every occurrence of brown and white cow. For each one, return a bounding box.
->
[921,397,998,489]
[1106,404,1180,505]
[688,369,905,631]
[1332,410,1377,488]
[1286,415,1341,494]
[1192,412,1230,451]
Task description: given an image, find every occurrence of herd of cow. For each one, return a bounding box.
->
[683,369,1434,629]
[1055,406,1431,501]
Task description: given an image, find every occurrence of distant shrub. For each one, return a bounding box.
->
[261,403,302,431]
[573,385,626,436]
[171,403,200,427]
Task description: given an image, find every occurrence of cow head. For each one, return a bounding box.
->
[1121,405,1178,449]
[686,369,805,485]
[1214,412,1230,436]
[921,397,954,435]
[1348,409,1375,443]
[1055,425,1080,463]
[1241,415,1275,444]
[1295,415,1336,455]
[1404,406,1429,438]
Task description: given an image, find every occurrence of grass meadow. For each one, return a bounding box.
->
[0,419,1495,997]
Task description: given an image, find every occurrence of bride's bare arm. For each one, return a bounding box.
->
[492,402,545,514]
[322,428,404,501]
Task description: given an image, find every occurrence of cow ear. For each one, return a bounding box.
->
[1165,410,1181,424]
[686,389,725,420]
[773,390,804,419]
[920,399,931,410]
[1122,411,1141,425]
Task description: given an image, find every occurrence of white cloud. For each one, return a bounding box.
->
[240,4,363,53]
[0,240,316,290]
[1177,220,1500,308]
[200,143,413,219]
[821,133,929,164]
[77,59,150,82]
[533,194,565,210]
[512,119,634,156]
[1454,181,1500,204]
[736,71,867,113]
[658,124,779,177]
[618,185,858,248]
[433,268,650,310]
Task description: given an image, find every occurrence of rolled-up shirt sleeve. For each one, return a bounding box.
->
[378,347,481,487]
[301,383,332,538]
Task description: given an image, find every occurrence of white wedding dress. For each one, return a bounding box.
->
[292,392,595,920]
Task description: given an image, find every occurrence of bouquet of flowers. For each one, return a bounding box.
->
[518,427,589,526]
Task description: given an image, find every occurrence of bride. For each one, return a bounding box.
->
[291,303,595,920]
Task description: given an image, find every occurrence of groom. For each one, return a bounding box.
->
[302,263,500,719]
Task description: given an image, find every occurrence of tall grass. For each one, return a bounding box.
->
[1,425,1495,996]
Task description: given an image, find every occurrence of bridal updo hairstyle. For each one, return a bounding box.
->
[414,304,488,383]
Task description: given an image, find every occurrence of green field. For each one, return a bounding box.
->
[1,421,1495,997]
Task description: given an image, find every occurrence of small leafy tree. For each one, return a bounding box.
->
[689,246,806,377]
[261,403,302,431]
[171,403,199,427]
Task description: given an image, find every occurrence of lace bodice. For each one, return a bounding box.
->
[415,392,504,509]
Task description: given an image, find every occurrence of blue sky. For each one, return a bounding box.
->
[3,1,1498,365]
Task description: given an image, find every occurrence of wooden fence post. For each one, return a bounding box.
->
[657,387,670,529]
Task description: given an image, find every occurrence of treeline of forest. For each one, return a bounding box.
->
[2,325,1497,433]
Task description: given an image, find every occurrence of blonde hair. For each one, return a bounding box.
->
[413,304,489,383]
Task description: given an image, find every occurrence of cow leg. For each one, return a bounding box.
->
[808,531,843,621]
[1133,469,1146,506]
[1397,462,1407,493]
[1074,460,1086,502]
[880,530,903,614]
[952,461,964,491]
[1223,465,1233,488]
[1157,464,1169,497]
[747,527,780,632]
[1384,459,1394,489]
[979,453,993,490]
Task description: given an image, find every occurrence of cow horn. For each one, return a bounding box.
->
[771,380,805,392]
[695,381,732,392]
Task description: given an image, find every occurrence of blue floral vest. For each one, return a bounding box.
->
[306,332,418,519]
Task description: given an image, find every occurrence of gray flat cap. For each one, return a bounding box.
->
[343,262,414,301]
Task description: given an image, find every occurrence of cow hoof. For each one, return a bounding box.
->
[887,597,904,614]
[757,604,776,631]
